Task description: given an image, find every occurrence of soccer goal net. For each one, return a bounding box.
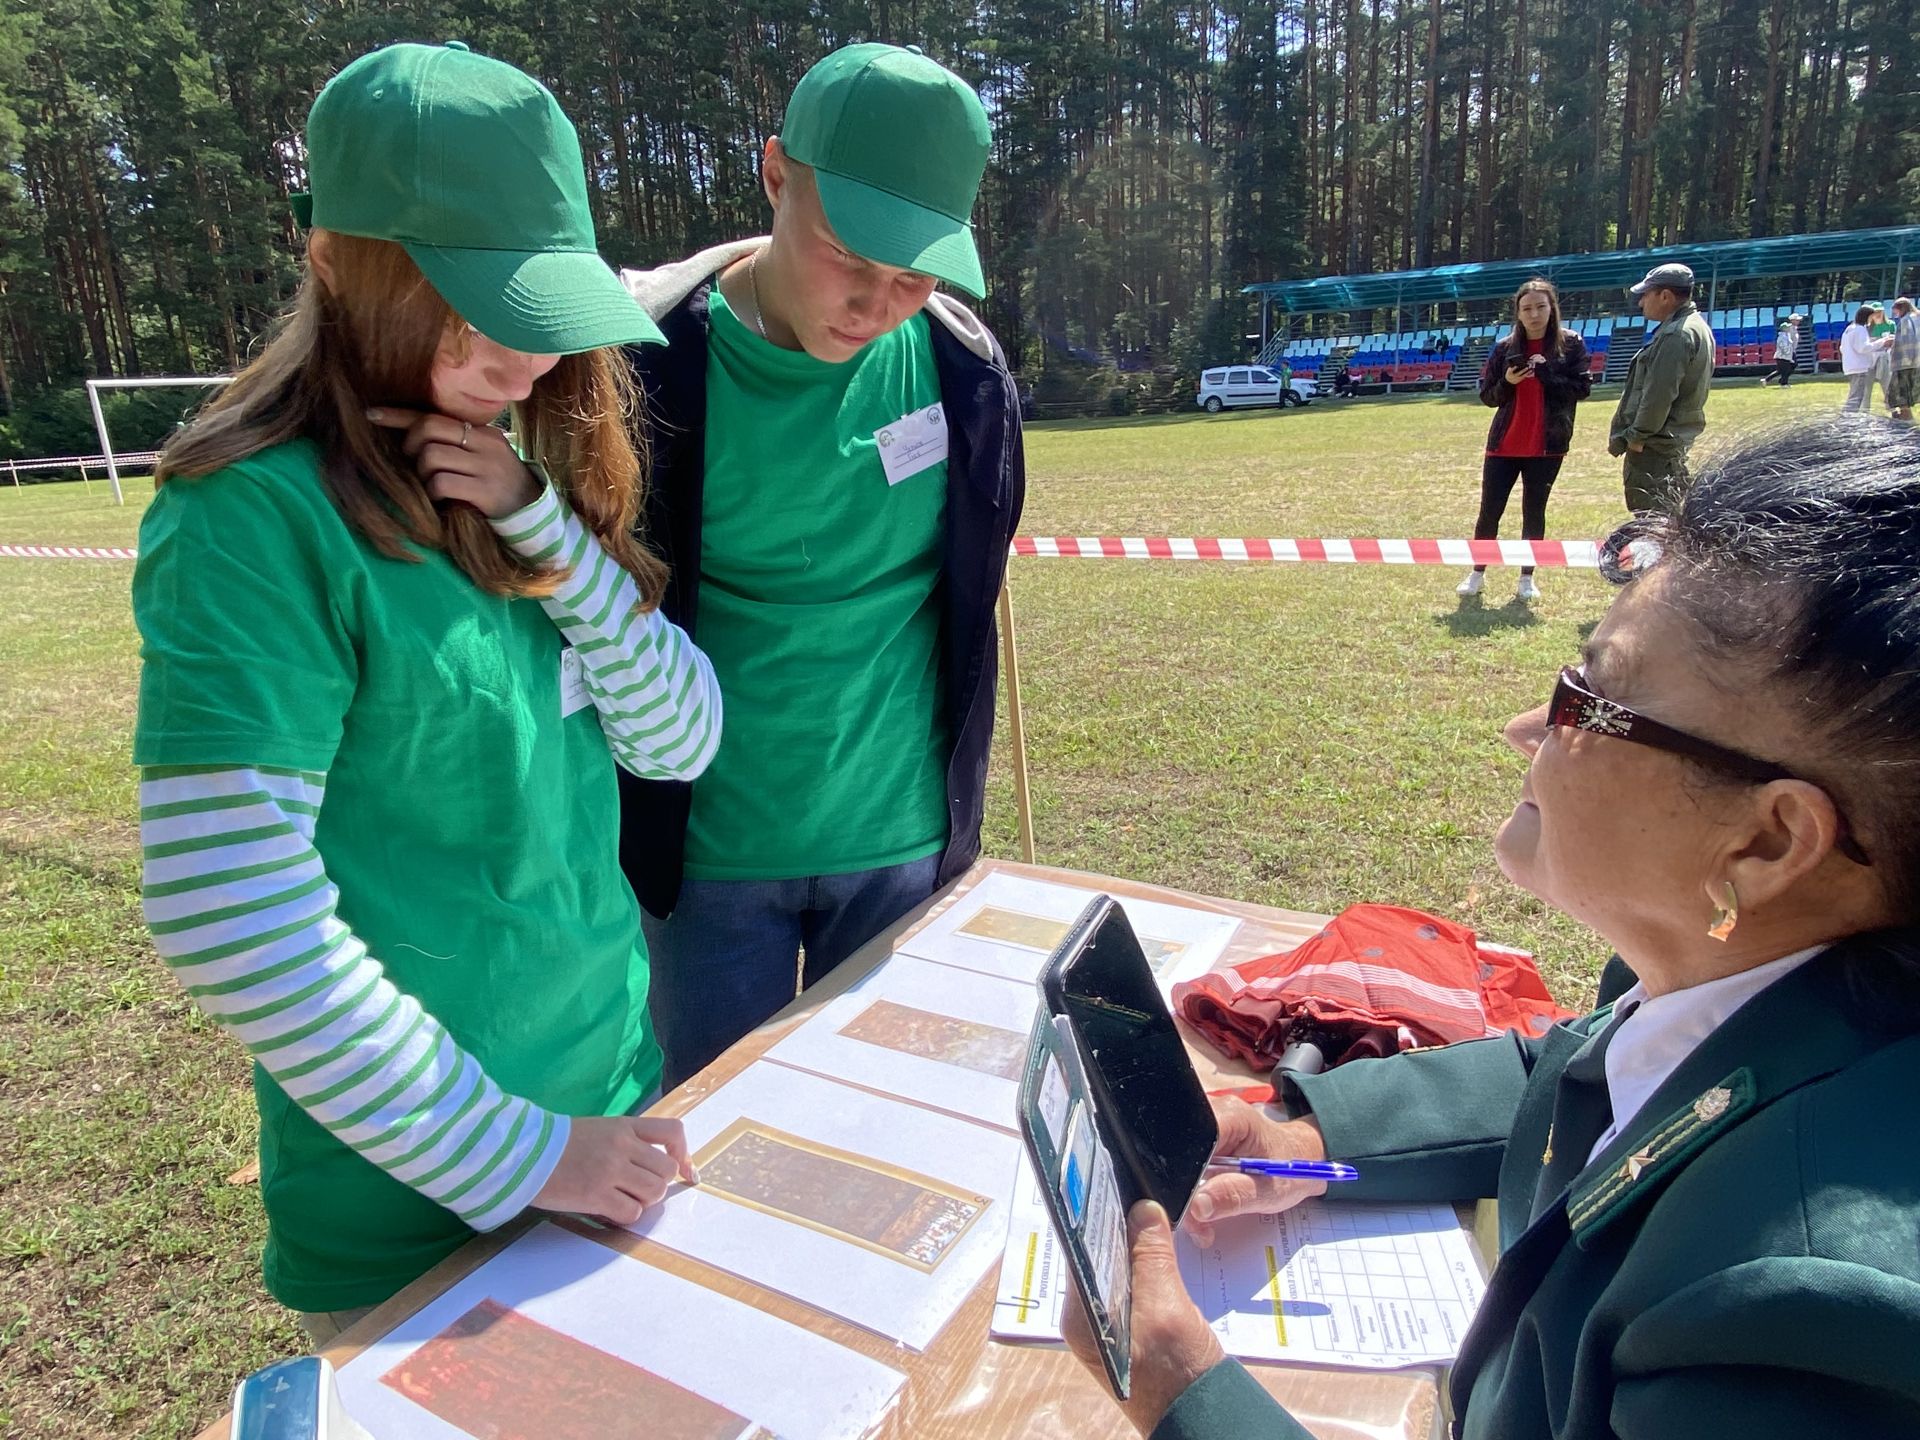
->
[86,375,232,505]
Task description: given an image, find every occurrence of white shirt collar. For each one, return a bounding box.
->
[1586,945,1825,1164]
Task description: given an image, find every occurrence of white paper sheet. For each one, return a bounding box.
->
[631,1063,1021,1350]
[992,1156,1486,1369]
[1179,1202,1486,1367]
[991,1152,1075,1340]
[897,871,1241,995]
[335,1222,904,1440]
[765,956,1036,1129]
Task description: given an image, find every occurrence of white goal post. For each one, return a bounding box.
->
[86,375,232,505]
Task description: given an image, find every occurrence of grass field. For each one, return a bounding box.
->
[0,377,1839,1435]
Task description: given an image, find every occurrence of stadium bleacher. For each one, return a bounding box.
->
[1271,300,1880,389]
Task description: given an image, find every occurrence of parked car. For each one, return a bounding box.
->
[1196,366,1316,412]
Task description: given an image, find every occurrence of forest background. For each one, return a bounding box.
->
[3,0,1917,453]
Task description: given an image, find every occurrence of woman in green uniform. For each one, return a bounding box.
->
[1072,419,1920,1438]
[132,42,722,1342]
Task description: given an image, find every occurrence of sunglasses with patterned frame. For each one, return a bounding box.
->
[1548,666,1870,866]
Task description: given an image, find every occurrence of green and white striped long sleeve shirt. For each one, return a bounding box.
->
[495,483,722,779]
[139,489,719,1231]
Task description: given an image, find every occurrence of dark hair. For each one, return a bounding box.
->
[1612,418,1920,1021]
[1506,277,1566,356]
[1856,304,1877,327]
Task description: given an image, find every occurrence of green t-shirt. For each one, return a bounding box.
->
[684,294,949,879]
[132,440,659,1308]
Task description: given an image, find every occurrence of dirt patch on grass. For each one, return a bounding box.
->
[1,808,139,884]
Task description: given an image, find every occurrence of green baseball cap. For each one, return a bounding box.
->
[291,41,662,352]
[780,44,990,299]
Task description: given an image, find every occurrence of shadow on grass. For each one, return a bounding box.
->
[1434,595,1542,637]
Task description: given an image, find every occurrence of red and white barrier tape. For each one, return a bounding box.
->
[1,543,139,560]
[3,537,1601,566]
[1011,537,1600,567]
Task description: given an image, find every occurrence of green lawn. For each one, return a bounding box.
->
[0,377,1841,1435]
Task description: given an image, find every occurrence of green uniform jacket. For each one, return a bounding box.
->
[1607,302,1715,458]
[1151,934,1920,1440]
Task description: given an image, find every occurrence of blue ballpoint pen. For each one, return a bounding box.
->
[1203,1156,1360,1182]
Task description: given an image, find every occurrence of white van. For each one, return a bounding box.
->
[1196,366,1316,412]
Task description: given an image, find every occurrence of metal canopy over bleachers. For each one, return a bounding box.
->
[1265,306,1871,388]
[1243,225,1920,315]
[1243,225,1919,392]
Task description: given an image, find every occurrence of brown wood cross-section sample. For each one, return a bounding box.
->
[958,905,1188,970]
[694,1119,991,1271]
[381,1298,764,1440]
[838,998,1027,1080]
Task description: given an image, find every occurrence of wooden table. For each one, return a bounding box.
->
[196,859,1450,1440]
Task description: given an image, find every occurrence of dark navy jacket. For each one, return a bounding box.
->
[616,272,1026,918]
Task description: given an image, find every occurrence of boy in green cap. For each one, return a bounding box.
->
[616,43,1027,1088]
[133,42,717,1339]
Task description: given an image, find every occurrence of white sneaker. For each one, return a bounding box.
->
[1516,575,1541,601]
[1456,570,1485,597]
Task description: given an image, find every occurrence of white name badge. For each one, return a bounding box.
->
[559,646,593,718]
[874,402,950,486]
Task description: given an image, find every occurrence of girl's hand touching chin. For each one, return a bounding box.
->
[367,406,542,518]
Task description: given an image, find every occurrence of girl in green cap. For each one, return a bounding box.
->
[130,42,720,1340]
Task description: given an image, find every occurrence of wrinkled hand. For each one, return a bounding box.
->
[1063,1201,1225,1437]
[367,406,541,518]
[1182,1098,1328,1247]
[532,1115,697,1225]
[1627,441,1644,454]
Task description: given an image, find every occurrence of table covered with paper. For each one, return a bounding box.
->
[195,860,1491,1440]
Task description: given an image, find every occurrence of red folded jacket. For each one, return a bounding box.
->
[1173,902,1577,1073]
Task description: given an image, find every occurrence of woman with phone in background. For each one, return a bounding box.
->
[1457,279,1591,604]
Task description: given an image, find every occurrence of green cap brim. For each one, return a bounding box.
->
[812,169,985,300]
[404,243,666,352]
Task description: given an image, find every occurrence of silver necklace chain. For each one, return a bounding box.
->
[746,252,768,340]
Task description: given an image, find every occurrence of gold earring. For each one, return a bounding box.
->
[1707,880,1739,942]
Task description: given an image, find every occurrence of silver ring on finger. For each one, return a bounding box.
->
[459,421,472,450]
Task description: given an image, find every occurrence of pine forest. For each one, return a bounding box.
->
[2,0,1915,438]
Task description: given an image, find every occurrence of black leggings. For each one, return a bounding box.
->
[1473,454,1563,575]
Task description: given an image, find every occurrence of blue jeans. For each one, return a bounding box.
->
[642,854,942,1090]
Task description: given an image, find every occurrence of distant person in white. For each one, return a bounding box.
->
[1840,303,1892,412]
[1762,314,1801,388]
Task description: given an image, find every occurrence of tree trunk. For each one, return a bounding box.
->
[1342,0,1361,272]
[1513,0,1530,255]
[1591,0,1610,250]
[1476,3,1498,259]
[1450,0,1471,262]
[1746,0,1788,236]
[1414,0,1441,266]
